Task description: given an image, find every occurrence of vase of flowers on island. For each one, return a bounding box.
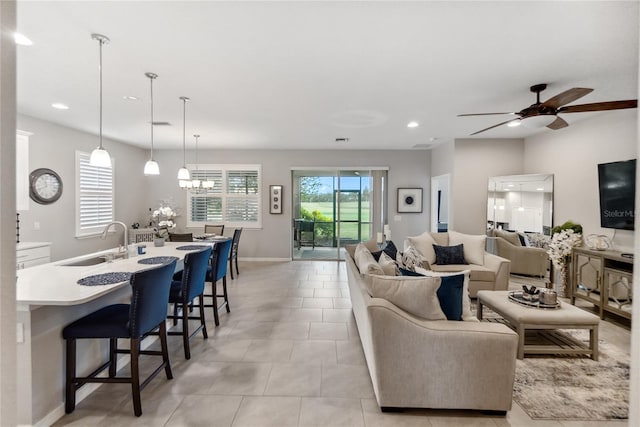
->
[151,205,177,246]
[547,221,583,297]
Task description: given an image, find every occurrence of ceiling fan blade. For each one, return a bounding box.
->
[546,116,569,130]
[470,119,518,136]
[458,112,517,117]
[558,99,638,113]
[542,88,593,109]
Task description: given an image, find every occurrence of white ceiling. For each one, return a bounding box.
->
[16,1,639,150]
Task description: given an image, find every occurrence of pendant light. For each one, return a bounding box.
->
[143,72,160,175]
[177,96,191,182]
[89,33,112,167]
[182,134,214,191]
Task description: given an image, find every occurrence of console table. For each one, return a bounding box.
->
[570,247,633,320]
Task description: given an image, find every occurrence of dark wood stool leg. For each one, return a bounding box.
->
[130,338,142,417]
[229,257,234,280]
[182,301,191,359]
[158,322,173,379]
[235,256,239,277]
[223,276,230,313]
[173,302,179,326]
[199,294,208,339]
[212,280,220,326]
[65,339,77,414]
[109,337,117,377]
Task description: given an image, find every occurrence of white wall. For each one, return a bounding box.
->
[451,138,525,234]
[150,148,431,259]
[524,109,637,252]
[17,115,150,261]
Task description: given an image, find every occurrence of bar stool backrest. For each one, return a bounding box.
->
[180,247,213,301]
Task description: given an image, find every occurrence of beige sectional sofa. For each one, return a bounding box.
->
[345,251,518,413]
[409,231,511,297]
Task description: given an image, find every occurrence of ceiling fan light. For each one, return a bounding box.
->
[177,167,190,180]
[89,147,112,167]
[144,159,160,176]
[507,120,521,128]
[521,115,556,128]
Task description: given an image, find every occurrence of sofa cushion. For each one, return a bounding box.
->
[433,244,467,265]
[364,274,446,321]
[378,252,398,276]
[449,231,486,265]
[494,229,521,247]
[415,268,474,321]
[430,263,496,282]
[429,232,449,246]
[355,243,385,275]
[346,239,379,260]
[407,232,437,264]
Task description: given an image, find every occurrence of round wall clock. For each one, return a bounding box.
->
[29,168,63,205]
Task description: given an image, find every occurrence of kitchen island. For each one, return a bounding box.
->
[16,242,211,426]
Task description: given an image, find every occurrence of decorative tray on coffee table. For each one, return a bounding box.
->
[508,291,560,309]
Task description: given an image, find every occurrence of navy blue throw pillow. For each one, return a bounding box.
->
[398,267,424,277]
[432,244,467,265]
[382,240,398,261]
[436,274,465,320]
[370,250,383,261]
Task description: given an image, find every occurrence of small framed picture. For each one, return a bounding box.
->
[270,185,283,214]
[397,188,423,213]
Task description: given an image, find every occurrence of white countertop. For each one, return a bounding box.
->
[17,242,52,250]
[17,242,214,307]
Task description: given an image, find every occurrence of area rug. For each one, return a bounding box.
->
[473,302,630,421]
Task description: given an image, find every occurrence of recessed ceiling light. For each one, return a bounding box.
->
[507,120,521,127]
[407,121,419,128]
[123,95,140,101]
[51,103,69,110]
[536,187,544,191]
[14,33,33,46]
[507,184,514,187]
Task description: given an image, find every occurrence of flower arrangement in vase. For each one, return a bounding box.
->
[547,221,583,296]
[150,205,176,245]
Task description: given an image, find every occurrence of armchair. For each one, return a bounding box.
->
[492,230,549,277]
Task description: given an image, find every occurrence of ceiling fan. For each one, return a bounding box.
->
[459,83,638,135]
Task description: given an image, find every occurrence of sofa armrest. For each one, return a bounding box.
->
[495,238,549,277]
[484,252,511,291]
[367,297,517,410]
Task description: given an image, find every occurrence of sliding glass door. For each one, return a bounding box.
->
[292,169,386,261]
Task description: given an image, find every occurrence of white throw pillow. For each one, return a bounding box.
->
[378,252,398,276]
[407,232,437,265]
[415,267,474,321]
[355,243,385,276]
[449,231,486,265]
[364,274,446,320]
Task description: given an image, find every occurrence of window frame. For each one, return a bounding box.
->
[185,164,262,229]
[75,150,115,238]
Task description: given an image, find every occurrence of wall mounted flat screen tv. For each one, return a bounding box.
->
[598,159,636,230]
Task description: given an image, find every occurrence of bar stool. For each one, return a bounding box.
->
[166,247,212,359]
[204,224,224,235]
[204,238,233,326]
[168,232,194,242]
[63,259,177,417]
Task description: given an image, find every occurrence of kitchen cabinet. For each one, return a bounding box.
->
[16,242,51,270]
[571,247,633,320]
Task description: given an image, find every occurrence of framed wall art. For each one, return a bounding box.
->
[397,187,423,213]
[270,185,283,214]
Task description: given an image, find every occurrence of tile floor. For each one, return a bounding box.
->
[53,261,630,427]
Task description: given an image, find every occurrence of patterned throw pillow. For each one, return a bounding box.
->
[397,246,423,271]
[432,244,467,265]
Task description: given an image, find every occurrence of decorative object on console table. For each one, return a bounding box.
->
[397,187,422,213]
[269,185,283,214]
[547,221,583,297]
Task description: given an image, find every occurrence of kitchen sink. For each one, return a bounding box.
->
[59,256,108,267]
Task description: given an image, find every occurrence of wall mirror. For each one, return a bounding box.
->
[487,174,553,235]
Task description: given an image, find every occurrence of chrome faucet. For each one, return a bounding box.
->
[101,221,129,259]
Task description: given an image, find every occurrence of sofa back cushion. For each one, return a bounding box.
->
[378,252,398,276]
[429,232,450,246]
[494,229,521,246]
[364,274,446,321]
[449,231,486,265]
[355,243,385,275]
[407,232,437,264]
